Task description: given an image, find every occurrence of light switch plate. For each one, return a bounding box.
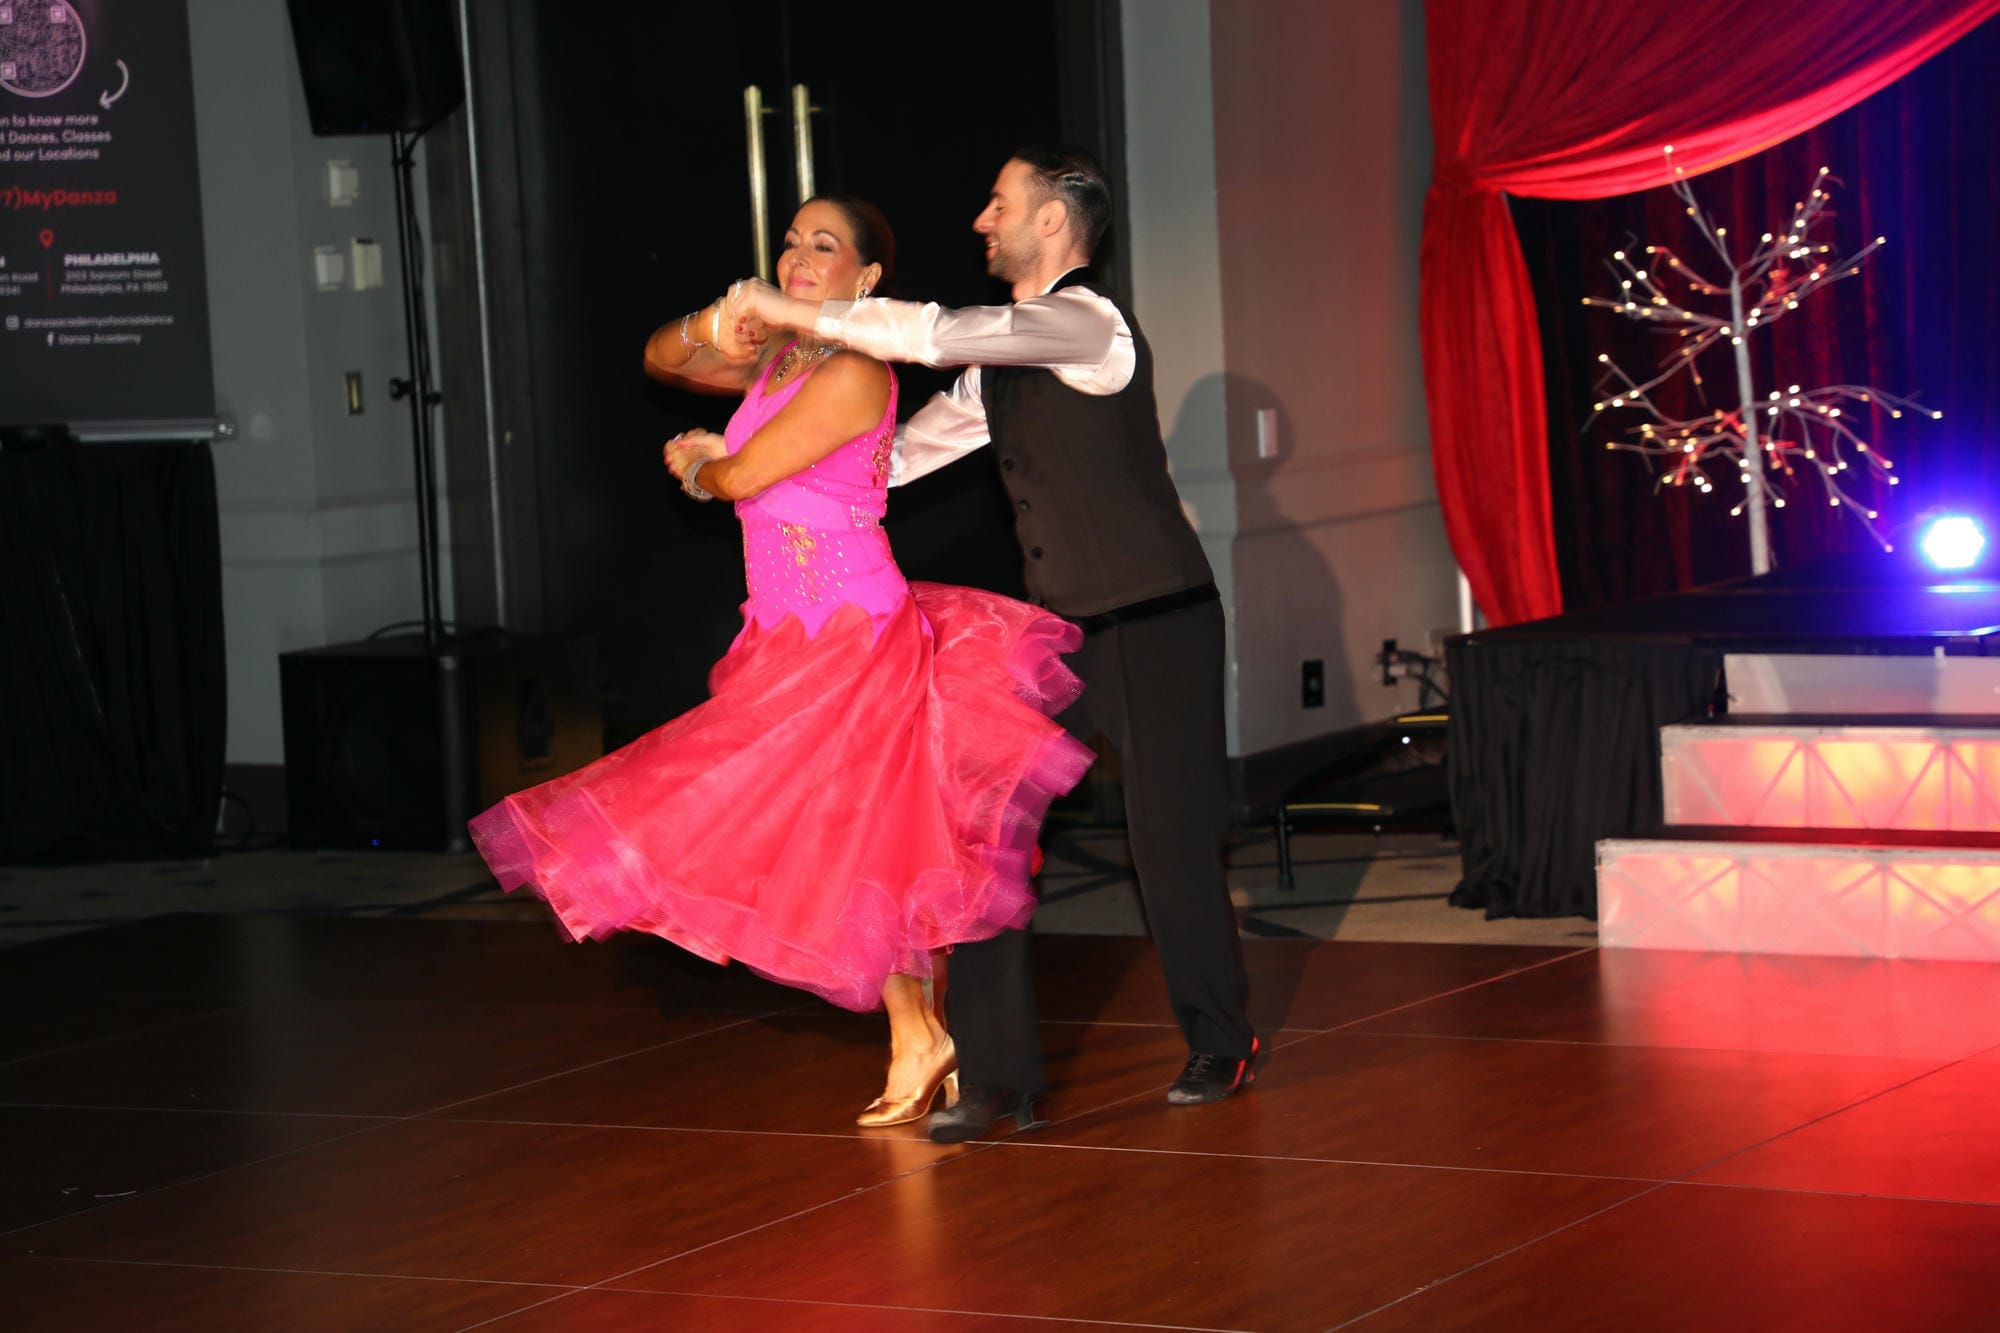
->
[325,159,360,207]
[1255,407,1280,460]
[312,245,345,292]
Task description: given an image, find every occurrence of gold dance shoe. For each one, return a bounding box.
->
[856,1039,959,1128]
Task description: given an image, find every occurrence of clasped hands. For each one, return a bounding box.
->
[663,279,812,486]
[663,428,724,484]
[708,278,803,362]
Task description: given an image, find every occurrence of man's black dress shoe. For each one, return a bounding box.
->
[1166,1035,1260,1105]
[925,1083,1048,1143]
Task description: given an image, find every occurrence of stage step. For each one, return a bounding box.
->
[1725,651,2000,715]
[1662,717,2000,833]
[1597,833,2000,962]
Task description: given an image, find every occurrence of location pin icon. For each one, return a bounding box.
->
[38,229,54,248]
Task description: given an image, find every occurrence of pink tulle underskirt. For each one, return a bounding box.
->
[468,583,1091,1011]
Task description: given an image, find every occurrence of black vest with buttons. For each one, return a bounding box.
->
[981,270,1216,619]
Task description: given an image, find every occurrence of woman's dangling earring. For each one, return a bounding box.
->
[856,284,871,301]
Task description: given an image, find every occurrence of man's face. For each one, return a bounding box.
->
[973,159,1046,283]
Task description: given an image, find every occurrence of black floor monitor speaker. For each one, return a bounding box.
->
[281,635,601,852]
[286,0,465,137]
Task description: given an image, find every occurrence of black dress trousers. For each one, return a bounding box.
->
[947,595,1254,1093]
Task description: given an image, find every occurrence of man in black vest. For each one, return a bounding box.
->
[729,147,1256,1143]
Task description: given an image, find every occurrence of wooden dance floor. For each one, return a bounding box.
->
[7,913,2000,1329]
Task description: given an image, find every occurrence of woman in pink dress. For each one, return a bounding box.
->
[468,197,1091,1127]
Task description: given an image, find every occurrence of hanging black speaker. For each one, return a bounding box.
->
[285,0,465,137]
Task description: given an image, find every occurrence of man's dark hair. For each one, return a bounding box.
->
[1012,145,1111,258]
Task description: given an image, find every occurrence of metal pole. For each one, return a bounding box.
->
[390,130,442,649]
[791,83,815,205]
[455,0,506,628]
[744,86,771,280]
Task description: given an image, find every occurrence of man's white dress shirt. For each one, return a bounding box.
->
[809,270,1134,485]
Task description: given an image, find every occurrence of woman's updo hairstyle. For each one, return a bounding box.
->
[811,195,896,294]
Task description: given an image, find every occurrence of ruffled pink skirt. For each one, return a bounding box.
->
[468,583,1092,1011]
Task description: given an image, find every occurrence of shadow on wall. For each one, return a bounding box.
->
[1167,372,1358,756]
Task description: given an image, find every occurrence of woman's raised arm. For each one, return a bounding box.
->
[643,294,770,394]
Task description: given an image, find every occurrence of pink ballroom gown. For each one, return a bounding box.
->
[468,348,1093,1011]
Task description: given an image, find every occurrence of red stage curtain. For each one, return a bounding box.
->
[1422,0,2000,626]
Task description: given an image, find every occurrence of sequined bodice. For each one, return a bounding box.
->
[723,347,904,635]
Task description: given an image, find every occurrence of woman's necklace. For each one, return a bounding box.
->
[770,340,840,388]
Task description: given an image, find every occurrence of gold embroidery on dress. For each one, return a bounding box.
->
[870,428,892,486]
[779,522,823,602]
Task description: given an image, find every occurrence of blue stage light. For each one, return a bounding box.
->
[1919,515,1987,571]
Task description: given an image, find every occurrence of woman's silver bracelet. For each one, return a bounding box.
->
[682,456,715,502]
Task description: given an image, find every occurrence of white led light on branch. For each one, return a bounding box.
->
[1585,154,1940,572]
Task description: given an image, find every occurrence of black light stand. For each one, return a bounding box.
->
[388,126,447,652]
[278,1,488,852]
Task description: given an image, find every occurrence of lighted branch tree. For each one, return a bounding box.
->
[1586,149,1941,573]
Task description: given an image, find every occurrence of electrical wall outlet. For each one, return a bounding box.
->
[1301,659,1325,708]
[350,238,384,291]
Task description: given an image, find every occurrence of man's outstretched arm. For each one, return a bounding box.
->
[729,279,1134,393]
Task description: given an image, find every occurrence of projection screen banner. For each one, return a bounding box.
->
[0,0,215,432]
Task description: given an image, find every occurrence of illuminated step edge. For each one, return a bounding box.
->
[1725,652,2000,715]
[1597,837,2000,962]
[1663,722,2000,832]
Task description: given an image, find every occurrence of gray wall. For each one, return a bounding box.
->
[188,0,440,767]
[1124,0,1456,757]
[1120,0,1241,745]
